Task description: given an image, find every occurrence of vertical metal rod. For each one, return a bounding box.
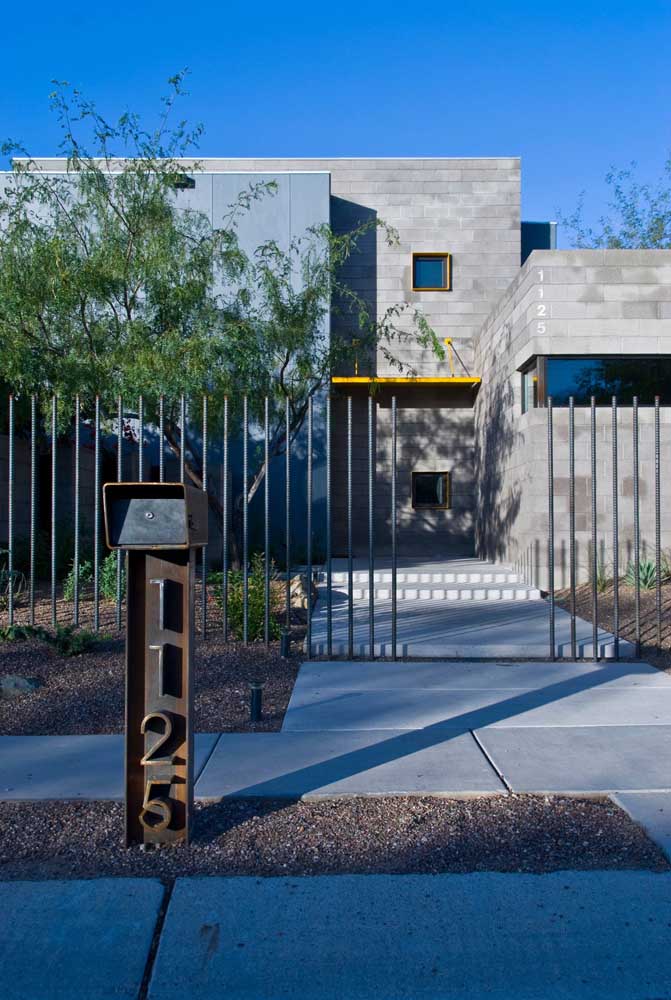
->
[222,397,229,641]
[73,396,80,627]
[7,394,14,627]
[633,396,641,657]
[612,397,619,660]
[179,395,186,485]
[264,397,270,646]
[568,397,576,659]
[201,395,208,638]
[326,395,332,656]
[93,395,101,633]
[243,396,249,644]
[116,396,123,632]
[306,397,313,657]
[29,395,36,626]
[158,394,165,483]
[51,394,57,628]
[654,396,662,651]
[285,397,291,631]
[547,397,555,660]
[391,396,398,662]
[368,395,375,659]
[138,395,144,483]
[347,396,354,658]
[590,396,599,662]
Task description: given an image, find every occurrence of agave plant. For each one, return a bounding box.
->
[624,557,671,591]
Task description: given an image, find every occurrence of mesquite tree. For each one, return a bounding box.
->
[0,74,444,562]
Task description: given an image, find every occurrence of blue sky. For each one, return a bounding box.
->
[2,0,669,245]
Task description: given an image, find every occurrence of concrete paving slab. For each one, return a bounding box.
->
[148,872,671,999]
[475,726,671,792]
[0,878,164,1000]
[0,732,220,800]
[613,792,671,860]
[292,659,668,693]
[195,730,504,798]
[283,685,671,731]
[308,598,635,658]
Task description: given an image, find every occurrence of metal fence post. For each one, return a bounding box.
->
[7,394,14,628]
[116,396,123,631]
[633,396,641,657]
[568,396,576,659]
[654,396,662,651]
[391,395,398,662]
[326,394,332,656]
[306,397,313,657]
[201,395,208,637]
[222,397,229,641]
[29,394,37,626]
[590,396,599,662]
[264,396,270,646]
[347,396,354,658]
[93,395,100,632]
[243,396,249,644]
[368,394,375,659]
[547,397,555,660]
[612,397,619,660]
[51,395,57,628]
[73,395,80,627]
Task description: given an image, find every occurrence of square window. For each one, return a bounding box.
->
[412,253,451,291]
[412,471,451,509]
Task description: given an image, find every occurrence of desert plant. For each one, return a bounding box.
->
[209,552,282,642]
[0,549,27,607]
[625,556,671,590]
[588,557,610,594]
[0,622,102,656]
[63,553,125,602]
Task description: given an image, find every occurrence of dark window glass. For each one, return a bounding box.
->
[412,472,451,509]
[545,357,671,406]
[413,255,449,290]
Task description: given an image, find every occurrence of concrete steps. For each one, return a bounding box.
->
[337,585,542,601]
[322,569,525,585]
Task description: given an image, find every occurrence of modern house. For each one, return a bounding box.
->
[6,157,671,592]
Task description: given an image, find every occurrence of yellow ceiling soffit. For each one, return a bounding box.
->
[331,376,481,385]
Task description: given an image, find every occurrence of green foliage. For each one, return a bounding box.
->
[0,549,27,607]
[625,556,671,591]
[209,552,281,642]
[0,622,102,656]
[11,527,90,582]
[0,74,442,540]
[560,155,671,249]
[63,553,124,602]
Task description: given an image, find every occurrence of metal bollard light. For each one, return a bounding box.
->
[280,629,291,658]
[249,681,264,723]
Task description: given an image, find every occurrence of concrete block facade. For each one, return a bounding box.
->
[474,250,671,588]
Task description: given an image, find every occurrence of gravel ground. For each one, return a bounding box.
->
[555,580,671,672]
[0,795,667,881]
[0,635,301,735]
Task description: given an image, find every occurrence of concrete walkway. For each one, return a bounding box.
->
[309,597,635,658]
[3,872,671,999]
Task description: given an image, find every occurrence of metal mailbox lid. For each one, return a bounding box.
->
[103,482,208,550]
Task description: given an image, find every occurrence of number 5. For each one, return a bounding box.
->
[139,780,172,832]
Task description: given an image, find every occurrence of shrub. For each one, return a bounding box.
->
[63,553,125,602]
[209,553,282,641]
[0,623,102,656]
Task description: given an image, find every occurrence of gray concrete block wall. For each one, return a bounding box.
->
[474,250,671,588]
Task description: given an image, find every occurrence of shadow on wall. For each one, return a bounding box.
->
[330,197,377,376]
[474,372,522,563]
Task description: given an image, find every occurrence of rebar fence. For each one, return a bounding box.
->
[1,390,668,662]
[546,395,668,662]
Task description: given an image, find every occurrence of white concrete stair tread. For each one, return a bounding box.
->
[0,878,164,1000]
[195,730,505,798]
[324,571,525,585]
[612,792,671,860]
[147,873,671,1000]
[0,733,219,800]
[474,726,671,792]
[282,686,671,732]
[308,598,636,658]
[341,586,541,601]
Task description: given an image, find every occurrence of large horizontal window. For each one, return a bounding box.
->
[521,356,671,408]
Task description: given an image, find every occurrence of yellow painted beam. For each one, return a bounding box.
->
[331,376,482,385]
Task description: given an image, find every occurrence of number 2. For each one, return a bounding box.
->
[140,712,176,766]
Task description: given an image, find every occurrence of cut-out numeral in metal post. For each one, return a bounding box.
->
[103,481,207,847]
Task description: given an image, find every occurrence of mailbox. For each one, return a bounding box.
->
[103,482,207,848]
[103,482,207,550]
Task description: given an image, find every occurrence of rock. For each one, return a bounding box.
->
[0,674,42,699]
[288,573,318,610]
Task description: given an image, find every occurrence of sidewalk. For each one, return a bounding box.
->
[3,872,671,999]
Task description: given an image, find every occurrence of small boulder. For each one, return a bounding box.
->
[289,573,318,610]
[0,674,42,699]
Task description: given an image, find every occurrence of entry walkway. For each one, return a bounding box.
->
[311,558,633,658]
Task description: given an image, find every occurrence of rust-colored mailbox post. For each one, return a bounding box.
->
[103,482,207,847]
